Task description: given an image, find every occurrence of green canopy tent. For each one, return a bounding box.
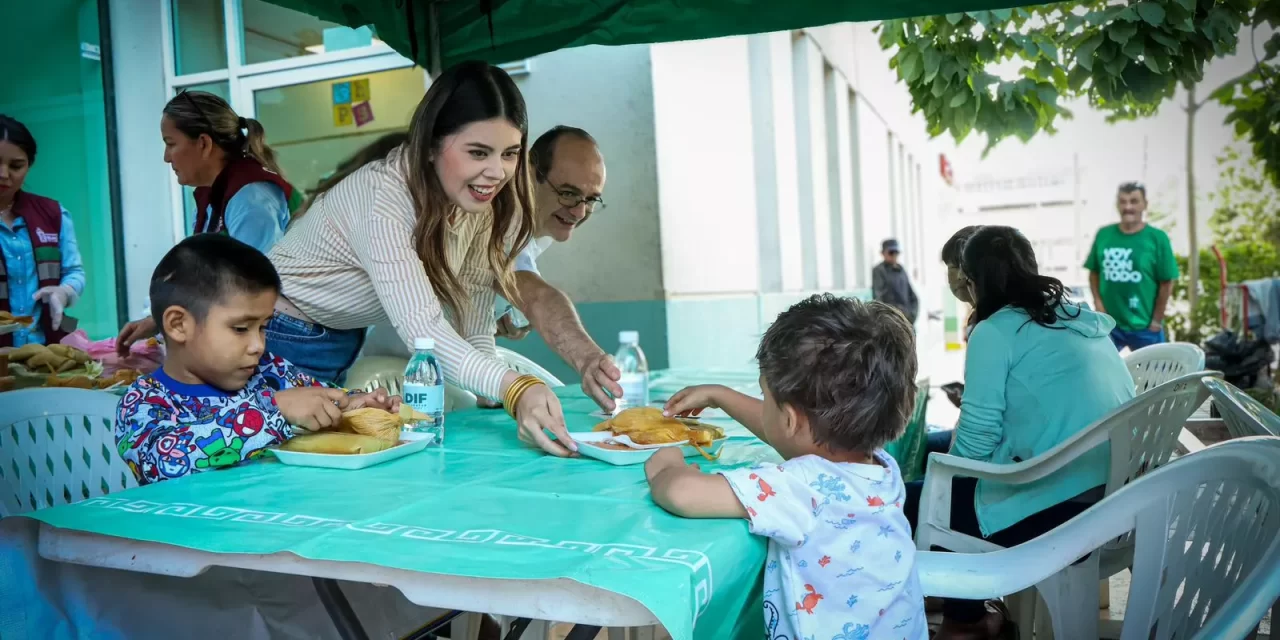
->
[267,0,1039,73]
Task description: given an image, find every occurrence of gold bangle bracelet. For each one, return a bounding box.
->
[507,378,542,415]
[503,374,536,407]
[505,375,544,417]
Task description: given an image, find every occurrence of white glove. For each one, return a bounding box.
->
[33,285,77,330]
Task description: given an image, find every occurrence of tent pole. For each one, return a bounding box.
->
[427,0,442,77]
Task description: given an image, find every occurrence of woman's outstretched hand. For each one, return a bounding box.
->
[514,384,578,457]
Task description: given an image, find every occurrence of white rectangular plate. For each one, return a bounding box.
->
[568,431,726,466]
[270,435,434,470]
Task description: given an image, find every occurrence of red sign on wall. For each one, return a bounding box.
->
[939,154,954,185]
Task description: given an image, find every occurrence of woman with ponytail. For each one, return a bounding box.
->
[903,226,1132,639]
[116,91,299,353]
[160,91,298,248]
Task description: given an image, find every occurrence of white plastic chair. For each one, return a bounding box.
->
[917,436,1280,640]
[496,347,565,387]
[915,371,1219,639]
[1203,377,1280,438]
[348,355,477,413]
[1124,342,1206,394]
[0,388,134,517]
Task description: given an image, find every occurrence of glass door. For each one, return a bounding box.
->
[236,55,427,201]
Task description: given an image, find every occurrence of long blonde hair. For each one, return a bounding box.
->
[163,90,284,177]
[404,61,533,313]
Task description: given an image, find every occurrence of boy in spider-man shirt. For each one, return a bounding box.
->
[115,234,397,485]
[645,295,927,640]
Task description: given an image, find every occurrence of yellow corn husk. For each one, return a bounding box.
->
[338,408,403,443]
[280,433,394,455]
[398,404,432,425]
[26,352,67,372]
[9,344,47,363]
[55,358,78,373]
[46,375,95,389]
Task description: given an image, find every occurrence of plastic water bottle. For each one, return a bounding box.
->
[402,337,445,444]
[614,331,649,411]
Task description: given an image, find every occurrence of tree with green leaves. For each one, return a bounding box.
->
[877,0,1279,335]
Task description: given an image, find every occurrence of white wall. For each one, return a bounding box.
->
[517,44,663,304]
[111,0,176,319]
[650,37,760,297]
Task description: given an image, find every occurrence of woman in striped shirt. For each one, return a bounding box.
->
[265,61,577,457]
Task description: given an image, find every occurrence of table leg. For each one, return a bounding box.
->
[564,625,603,640]
[312,577,371,640]
[503,618,532,640]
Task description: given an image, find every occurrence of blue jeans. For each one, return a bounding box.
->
[1110,327,1165,352]
[265,312,366,386]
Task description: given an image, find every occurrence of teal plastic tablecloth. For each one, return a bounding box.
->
[24,387,772,640]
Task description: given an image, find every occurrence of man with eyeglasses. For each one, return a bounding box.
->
[1084,181,1179,351]
[872,238,919,325]
[492,126,623,409]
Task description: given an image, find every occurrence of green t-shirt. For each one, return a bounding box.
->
[1084,223,1179,331]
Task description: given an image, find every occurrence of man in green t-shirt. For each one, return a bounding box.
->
[1084,181,1180,351]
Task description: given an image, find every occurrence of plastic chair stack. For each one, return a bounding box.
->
[915,372,1219,639]
[917,436,1280,640]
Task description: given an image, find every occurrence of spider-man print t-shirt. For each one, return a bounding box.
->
[719,452,927,640]
[115,353,320,485]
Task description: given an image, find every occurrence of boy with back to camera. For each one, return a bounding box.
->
[645,294,927,640]
[115,234,397,485]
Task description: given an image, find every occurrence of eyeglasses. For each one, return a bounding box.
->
[551,187,606,213]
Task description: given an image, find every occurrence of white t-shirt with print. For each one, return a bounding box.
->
[719,451,927,640]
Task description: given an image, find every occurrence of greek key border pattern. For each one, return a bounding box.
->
[76,497,714,616]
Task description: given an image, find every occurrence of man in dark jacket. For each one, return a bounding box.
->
[872,238,918,324]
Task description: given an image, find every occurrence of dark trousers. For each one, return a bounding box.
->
[905,469,1099,623]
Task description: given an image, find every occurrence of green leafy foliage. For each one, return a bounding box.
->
[876,0,1257,153]
[1207,142,1280,245]
[1212,63,1280,188]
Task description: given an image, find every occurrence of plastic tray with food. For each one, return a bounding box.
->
[269,405,436,470]
[0,312,33,336]
[571,407,729,466]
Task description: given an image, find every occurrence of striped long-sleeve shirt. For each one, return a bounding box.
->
[268,148,510,399]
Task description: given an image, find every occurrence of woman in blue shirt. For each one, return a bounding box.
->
[116,91,298,352]
[905,225,1132,639]
[0,114,86,348]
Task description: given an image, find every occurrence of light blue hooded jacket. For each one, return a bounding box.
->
[954,302,1133,536]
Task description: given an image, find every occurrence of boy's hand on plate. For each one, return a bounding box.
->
[662,385,727,418]
[645,447,692,483]
[348,388,400,413]
[278,387,349,432]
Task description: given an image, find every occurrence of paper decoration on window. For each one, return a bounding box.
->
[333,104,354,127]
[352,101,374,127]
[352,78,371,102]
[332,81,352,105]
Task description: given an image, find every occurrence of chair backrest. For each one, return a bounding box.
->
[917,437,1280,640]
[496,347,565,387]
[0,388,135,517]
[1098,372,1218,559]
[1202,377,1280,438]
[1124,342,1206,394]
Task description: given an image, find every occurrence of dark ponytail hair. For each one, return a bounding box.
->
[962,225,1076,329]
[163,91,284,177]
[0,114,37,166]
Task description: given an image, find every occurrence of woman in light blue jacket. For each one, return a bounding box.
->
[906,225,1133,640]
